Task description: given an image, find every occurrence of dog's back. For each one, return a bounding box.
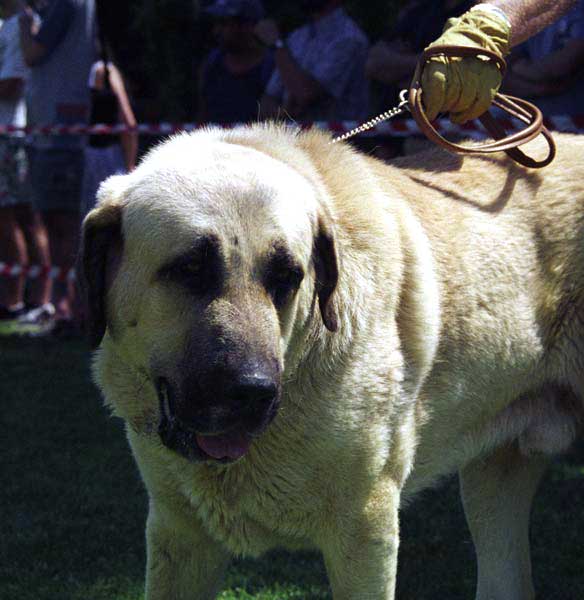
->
[372,133,584,491]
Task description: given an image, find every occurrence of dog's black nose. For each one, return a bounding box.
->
[226,374,279,409]
[164,361,281,436]
[221,373,279,435]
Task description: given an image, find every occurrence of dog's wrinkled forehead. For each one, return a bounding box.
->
[118,137,318,265]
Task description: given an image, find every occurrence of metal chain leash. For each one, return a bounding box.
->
[331,90,410,144]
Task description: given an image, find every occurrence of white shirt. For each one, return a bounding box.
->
[0,15,27,128]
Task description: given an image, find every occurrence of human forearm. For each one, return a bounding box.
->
[516,40,584,81]
[117,97,137,171]
[273,46,323,108]
[254,18,323,110]
[18,10,46,66]
[501,72,557,97]
[110,66,138,171]
[366,42,419,84]
[484,0,578,46]
[120,132,138,172]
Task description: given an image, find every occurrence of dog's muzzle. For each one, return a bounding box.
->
[156,371,280,464]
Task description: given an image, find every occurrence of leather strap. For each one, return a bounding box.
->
[408,45,556,168]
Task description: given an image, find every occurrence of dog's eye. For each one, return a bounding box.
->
[158,236,224,296]
[267,266,304,308]
[163,256,202,278]
[162,259,208,292]
[159,253,221,296]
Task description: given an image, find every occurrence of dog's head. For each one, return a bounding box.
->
[80,131,338,464]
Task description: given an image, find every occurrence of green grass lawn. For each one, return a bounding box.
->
[2,336,583,600]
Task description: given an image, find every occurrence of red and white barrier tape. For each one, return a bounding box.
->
[2,116,581,283]
[0,262,75,282]
[0,115,582,137]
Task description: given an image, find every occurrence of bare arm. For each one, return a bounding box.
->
[255,19,326,113]
[109,65,138,172]
[271,46,325,110]
[18,8,47,66]
[502,68,560,97]
[514,39,584,80]
[485,0,578,46]
[365,41,419,85]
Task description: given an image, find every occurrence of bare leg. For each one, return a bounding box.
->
[14,203,51,306]
[43,209,80,319]
[0,206,27,308]
[459,442,548,600]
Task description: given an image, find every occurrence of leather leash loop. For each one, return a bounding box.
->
[408,45,556,168]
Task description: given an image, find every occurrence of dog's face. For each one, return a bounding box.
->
[80,134,338,464]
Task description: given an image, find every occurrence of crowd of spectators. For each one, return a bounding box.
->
[0,0,583,339]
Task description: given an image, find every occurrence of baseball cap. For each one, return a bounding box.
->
[204,0,265,21]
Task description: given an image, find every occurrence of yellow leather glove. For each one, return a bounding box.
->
[420,8,511,123]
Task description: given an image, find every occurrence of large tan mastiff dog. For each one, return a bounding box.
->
[80,125,584,600]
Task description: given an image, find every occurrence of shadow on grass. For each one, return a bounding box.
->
[2,337,583,599]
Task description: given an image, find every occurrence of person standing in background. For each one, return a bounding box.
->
[366,0,474,92]
[365,0,473,160]
[0,0,53,335]
[198,0,274,125]
[257,0,370,122]
[19,0,95,329]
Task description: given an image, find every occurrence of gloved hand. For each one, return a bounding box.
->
[420,8,511,123]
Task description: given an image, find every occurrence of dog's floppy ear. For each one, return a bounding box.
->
[313,212,339,332]
[78,180,125,349]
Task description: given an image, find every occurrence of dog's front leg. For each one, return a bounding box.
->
[459,442,548,600]
[320,478,401,600]
[145,499,230,600]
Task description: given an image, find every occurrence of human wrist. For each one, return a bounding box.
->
[467,5,512,55]
[430,7,512,58]
[471,4,512,29]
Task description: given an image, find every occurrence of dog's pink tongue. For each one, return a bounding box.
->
[196,431,251,460]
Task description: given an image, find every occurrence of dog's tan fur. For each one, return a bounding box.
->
[81,126,584,600]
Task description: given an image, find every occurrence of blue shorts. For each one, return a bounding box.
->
[28,147,85,213]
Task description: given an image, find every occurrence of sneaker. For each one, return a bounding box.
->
[0,303,28,335]
[15,302,56,336]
